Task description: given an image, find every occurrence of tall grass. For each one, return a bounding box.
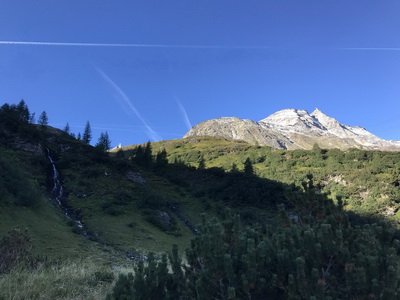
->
[0,259,115,300]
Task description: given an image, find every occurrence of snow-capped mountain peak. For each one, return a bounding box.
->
[184,108,400,151]
[260,109,324,130]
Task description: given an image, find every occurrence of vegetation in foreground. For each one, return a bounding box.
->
[0,259,114,300]
[106,188,400,299]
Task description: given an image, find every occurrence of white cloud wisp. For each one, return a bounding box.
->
[174,95,193,131]
[0,40,271,49]
[96,68,161,142]
[1,41,400,51]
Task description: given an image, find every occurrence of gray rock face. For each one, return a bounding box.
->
[184,109,400,151]
[126,171,146,184]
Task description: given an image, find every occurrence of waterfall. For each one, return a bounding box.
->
[45,148,143,260]
[46,148,83,229]
[47,150,64,206]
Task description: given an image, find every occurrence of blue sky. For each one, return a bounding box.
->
[1,0,400,146]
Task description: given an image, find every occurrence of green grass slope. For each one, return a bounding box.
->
[117,136,400,218]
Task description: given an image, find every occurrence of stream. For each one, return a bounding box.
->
[46,148,143,260]
[47,149,85,230]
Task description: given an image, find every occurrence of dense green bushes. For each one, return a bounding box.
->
[107,207,400,299]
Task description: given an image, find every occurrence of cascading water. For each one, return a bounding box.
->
[46,148,142,260]
[46,148,85,230]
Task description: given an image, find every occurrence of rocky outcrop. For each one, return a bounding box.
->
[126,171,146,184]
[184,109,400,151]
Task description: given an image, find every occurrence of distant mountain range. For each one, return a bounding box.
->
[184,109,400,151]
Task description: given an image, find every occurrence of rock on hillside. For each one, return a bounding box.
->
[184,109,400,151]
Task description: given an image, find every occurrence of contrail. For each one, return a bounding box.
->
[96,67,161,141]
[1,41,399,51]
[166,58,193,131]
[2,41,399,51]
[0,40,271,49]
[174,95,193,130]
[335,47,400,51]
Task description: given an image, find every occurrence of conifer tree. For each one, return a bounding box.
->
[155,149,168,167]
[96,132,111,151]
[38,111,48,126]
[29,112,35,124]
[243,157,254,175]
[0,101,35,131]
[132,145,144,163]
[82,121,92,144]
[16,100,30,123]
[131,142,153,166]
[143,141,153,166]
[63,123,70,134]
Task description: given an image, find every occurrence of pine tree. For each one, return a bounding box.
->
[131,143,153,166]
[155,149,168,167]
[38,111,48,126]
[132,145,144,164]
[243,157,254,175]
[143,141,153,166]
[63,123,70,134]
[96,132,111,151]
[82,121,92,144]
[0,101,35,131]
[29,112,35,124]
[16,100,30,123]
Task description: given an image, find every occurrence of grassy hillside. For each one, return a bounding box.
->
[0,103,204,298]
[0,136,199,258]
[117,136,400,218]
[2,102,400,299]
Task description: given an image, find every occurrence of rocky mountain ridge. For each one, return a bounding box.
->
[184,109,400,151]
